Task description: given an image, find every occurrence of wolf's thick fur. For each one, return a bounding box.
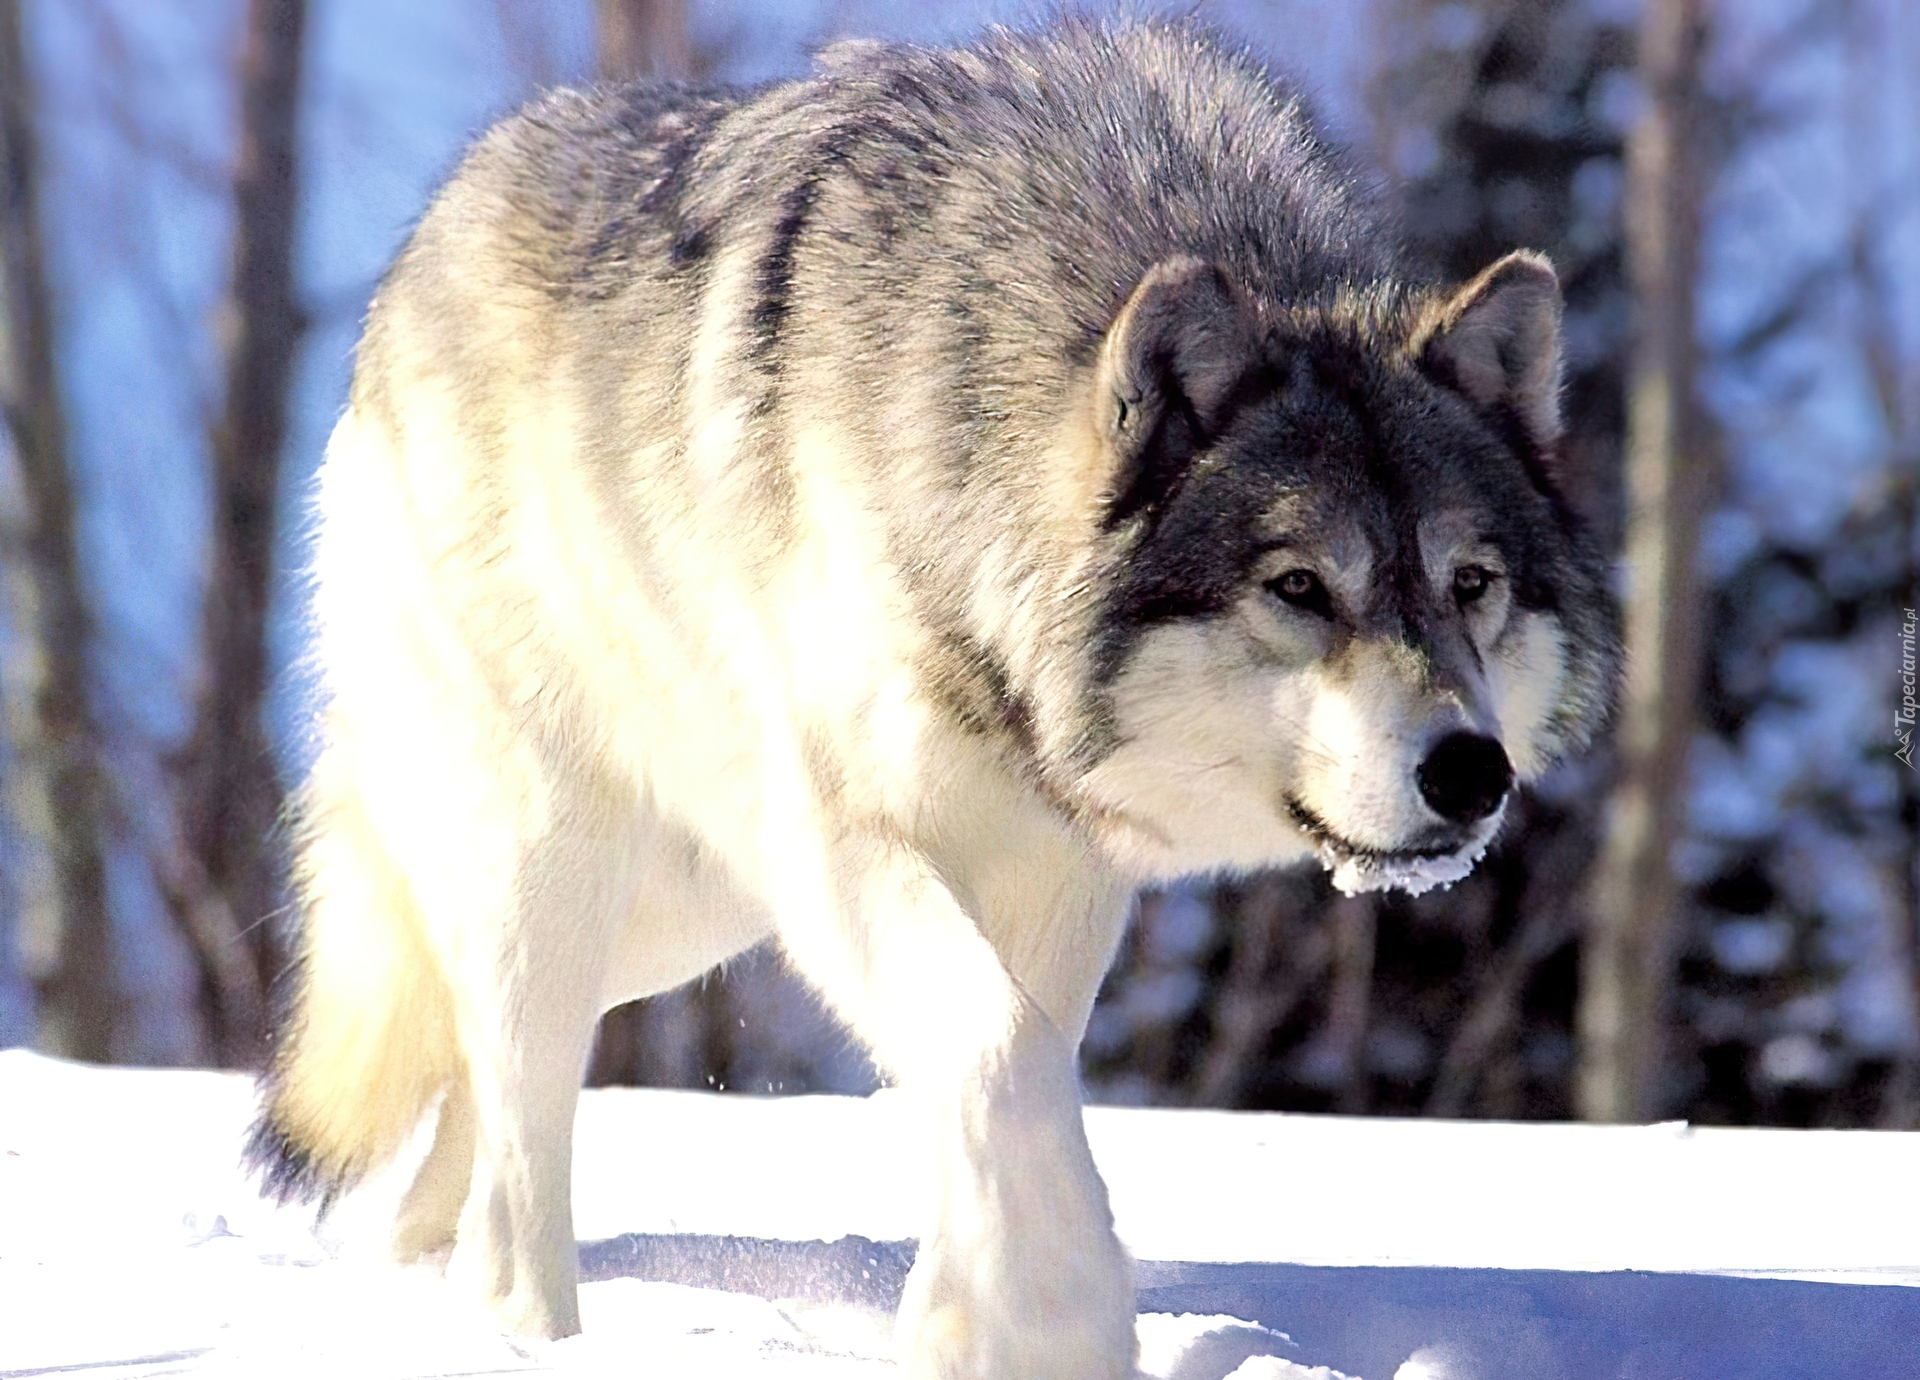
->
[250,17,1616,1377]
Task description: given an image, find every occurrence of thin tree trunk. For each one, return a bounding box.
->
[0,0,116,1061]
[1430,906,1578,1117]
[1190,879,1314,1107]
[1576,0,1708,1123]
[1326,894,1376,1115]
[594,0,689,82]
[166,0,307,1065]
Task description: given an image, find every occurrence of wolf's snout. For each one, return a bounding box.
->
[1416,732,1513,824]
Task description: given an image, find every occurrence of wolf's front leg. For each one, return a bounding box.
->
[895,998,1135,1380]
[784,843,1135,1380]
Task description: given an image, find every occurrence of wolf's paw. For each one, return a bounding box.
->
[896,1303,1136,1380]
[389,1210,458,1268]
[486,1280,581,1343]
[894,1240,1135,1379]
[445,1229,581,1342]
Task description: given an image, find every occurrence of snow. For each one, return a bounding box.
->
[1323,838,1486,899]
[4,1052,1919,1378]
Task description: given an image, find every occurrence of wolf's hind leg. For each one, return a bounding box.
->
[433,833,628,1341]
[449,991,599,1339]
[374,760,639,1338]
[390,1074,476,1264]
[411,804,766,1332]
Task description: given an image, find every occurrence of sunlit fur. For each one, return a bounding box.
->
[247,17,1617,1380]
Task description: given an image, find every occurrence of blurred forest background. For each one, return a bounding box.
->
[1,0,1915,1128]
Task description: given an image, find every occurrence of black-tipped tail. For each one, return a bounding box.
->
[243,1099,344,1211]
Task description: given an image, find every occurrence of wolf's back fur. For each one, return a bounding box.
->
[251,17,1616,1375]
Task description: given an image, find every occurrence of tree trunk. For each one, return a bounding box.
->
[0,0,116,1062]
[1576,0,1708,1124]
[166,0,307,1066]
[1327,894,1376,1115]
[594,0,690,82]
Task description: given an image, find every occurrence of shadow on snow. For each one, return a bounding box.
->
[578,1233,1920,1380]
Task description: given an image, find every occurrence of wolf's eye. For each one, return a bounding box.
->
[1268,568,1332,616]
[1453,565,1493,603]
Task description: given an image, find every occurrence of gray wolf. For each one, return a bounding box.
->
[247,16,1617,1378]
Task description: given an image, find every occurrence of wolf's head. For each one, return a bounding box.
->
[1074,254,1619,892]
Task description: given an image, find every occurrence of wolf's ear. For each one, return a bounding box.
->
[1418,250,1564,449]
[1094,257,1263,529]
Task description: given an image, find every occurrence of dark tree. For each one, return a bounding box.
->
[0,0,116,1061]
[594,0,689,83]
[165,0,309,1064]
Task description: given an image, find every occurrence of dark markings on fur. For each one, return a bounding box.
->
[749,116,938,366]
[1105,395,1202,534]
[922,624,1106,823]
[929,629,1042,770]
[668,227,709,267]
[751,173,826,365]
[801,726,849,812]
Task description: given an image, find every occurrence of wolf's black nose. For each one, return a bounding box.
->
[1417,733,1513,824]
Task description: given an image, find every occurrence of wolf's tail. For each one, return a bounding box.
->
[245,766,459,1207]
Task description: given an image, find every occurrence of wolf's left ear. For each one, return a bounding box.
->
[1094,257,1263,528]
[1417,250,1564,449]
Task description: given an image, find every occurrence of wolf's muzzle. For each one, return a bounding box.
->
[1416,732,1513,824]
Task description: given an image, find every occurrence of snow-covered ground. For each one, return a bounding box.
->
[3,1050,1917,1379]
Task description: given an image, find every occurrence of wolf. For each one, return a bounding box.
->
[248,15,1617,1379]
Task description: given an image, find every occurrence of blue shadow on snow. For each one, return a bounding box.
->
[578,1234,1920,1379]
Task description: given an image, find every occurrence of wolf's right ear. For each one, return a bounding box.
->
[1094,257,1263,529]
